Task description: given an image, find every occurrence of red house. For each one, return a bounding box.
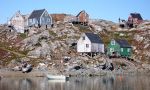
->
[76,10,89,24]
[128,13,143,27]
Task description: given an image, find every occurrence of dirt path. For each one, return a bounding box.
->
[0,47,25,57]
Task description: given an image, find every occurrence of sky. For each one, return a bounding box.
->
[0,0,150,24]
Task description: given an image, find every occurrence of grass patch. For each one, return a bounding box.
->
[56,35,67,40]
[19,33,27,39]
[49,30,57,36]
[68,35,80,39]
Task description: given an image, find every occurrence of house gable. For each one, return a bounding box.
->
[76,10,89,23]
[8,11,26,33]
[9,11,24,23]
[107,39,120,55]
[40,10,52,25]
[77,33,91,52]
[28,9,52,26]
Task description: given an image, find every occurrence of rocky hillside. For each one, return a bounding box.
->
[0,19,150,72]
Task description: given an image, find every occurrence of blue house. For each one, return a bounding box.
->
[28,9,52,27]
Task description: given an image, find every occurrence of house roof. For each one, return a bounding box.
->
[85,33,103,43]
[115,39,131,48]
[28,9,45,19]
[130,13,143,20]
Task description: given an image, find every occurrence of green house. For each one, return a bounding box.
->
[107,39,132,57]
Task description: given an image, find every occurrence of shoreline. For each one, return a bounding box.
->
[0,70,47,77]
[0,69,150,78]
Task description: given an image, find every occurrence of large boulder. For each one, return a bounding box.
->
[18,30,50,51]
[27,41,51,58]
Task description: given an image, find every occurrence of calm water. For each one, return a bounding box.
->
[0,75,150,90]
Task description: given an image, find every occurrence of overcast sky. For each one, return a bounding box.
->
[0,0,150,24]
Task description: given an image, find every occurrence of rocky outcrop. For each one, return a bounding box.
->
[27,41,51,58]
[89,19,117,32]
[137,21,150,30]
[19,30,50,51]
[0,18,150,73]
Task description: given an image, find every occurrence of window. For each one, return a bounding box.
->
[127,48,130,52]
[111,40,115,45]
[16,14,19,17]
[82,36,85,40]
[110,48,114,52]
[86,44,89,48]
[121,48,123,52]
[45,12,48,16]
[47,18,50,22]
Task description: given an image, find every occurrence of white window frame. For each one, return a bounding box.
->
[127,48,130,52]
[121,48,123,52]
[47,18,50,22]
[82,36,85,40]
[111,40,115,45]
[86,44,89,48]
[110,48,114,52]
[16,14,19,17]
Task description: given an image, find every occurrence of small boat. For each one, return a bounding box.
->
[47,74,69,81]
[22,64,32,73]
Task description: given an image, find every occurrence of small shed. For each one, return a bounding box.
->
[107,39,132,57]
[28,9,52,27]
[77,33,104,54]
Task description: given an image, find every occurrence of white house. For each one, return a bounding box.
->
[28,9,53,27]
[77,33,104,53]
[8,11,28,33]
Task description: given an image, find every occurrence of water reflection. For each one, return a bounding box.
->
[0,75,150,90]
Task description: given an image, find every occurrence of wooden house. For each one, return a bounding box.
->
[28,9,52,28]
[77,33,104,54]
[107,39,132,58]
[8,11,28,33]
[72,10,89,25]
[77,10,89,24]
[128,13,143,27]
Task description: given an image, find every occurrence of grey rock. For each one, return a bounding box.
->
[19,30,50,51]
[27,41,51,58]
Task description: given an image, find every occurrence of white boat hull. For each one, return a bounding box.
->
[47,75,69,80]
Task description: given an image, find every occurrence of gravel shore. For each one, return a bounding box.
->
[1,68,149,78]
[0,70,48,77]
